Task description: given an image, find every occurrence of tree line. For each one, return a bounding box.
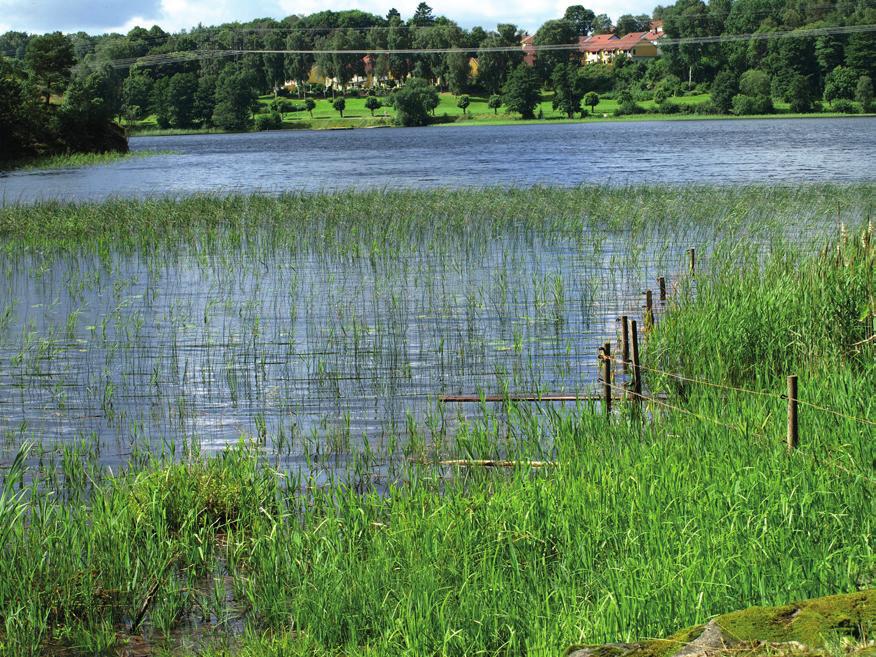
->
[1,0,874,147]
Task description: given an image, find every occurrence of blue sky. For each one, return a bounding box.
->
[0,0,657,36]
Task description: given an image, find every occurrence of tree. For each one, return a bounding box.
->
[551,63,583,118]
[193,72,218,126]
[710,70,738,114]
[333,97,346,117]
[476,35,522,94]
[488,94,502,114]
[615,14,651,36]
[56,67,127,153]
[168,72,198,127]
[305,97,316,117]
[411,3,435,27]
[502,64,541,119]
[844,12,876,76]
[122,71,153,120]
[263,30,286,93]
[855,76,873,112]
[316,29,366,94]
[583,91,599,114]
[212,68,259,131]
[365,95,382,116]
[284,32,314,97]
[456,94,470,115]
[786,74,813,113]
[564,6,596,36]
[388,77,439,126]
[823,65,858,103]
[533,20,578,80]
[24,32,74,106]
[444,50,469,95]
[591,14,613,34]
[739,69,770,97]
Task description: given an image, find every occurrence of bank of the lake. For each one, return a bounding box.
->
[127,107,876,137]
[0,150,172,172]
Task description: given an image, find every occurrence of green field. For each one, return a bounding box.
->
[123,92,872,136]
[0,186,873,657]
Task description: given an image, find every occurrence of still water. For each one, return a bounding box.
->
[0,119,872,469]
[1,118,874,203]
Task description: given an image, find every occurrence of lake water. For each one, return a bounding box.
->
[1,117,875,203]
[0,119,873,471]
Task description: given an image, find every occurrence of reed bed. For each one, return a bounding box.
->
[0,185,872,656]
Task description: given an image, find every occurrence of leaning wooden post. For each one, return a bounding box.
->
[645,290,654,332]
[630,321,642,403]
[620,315,630,372]
[658,276,666,301]
[688,248,696,276]
[602,341,612,417]
[787,375,799,451]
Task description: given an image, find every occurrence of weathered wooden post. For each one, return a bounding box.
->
[688,248,696,276]
[630,321,642,403]
[658,276,667,301]
[602,341,612,417]
[645,290,654,332]
[620,315,630,372]
[787,375,799,451]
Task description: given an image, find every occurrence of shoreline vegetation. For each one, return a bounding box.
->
[123,90,876,137]
[1,150,173,171]
[124,106,876,138]
[0,186,872,656]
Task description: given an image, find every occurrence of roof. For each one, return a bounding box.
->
[579,31,657,53]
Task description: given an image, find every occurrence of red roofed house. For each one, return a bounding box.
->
[578,31,662,64]
[520,34,537,67]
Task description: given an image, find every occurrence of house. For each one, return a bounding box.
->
[578,31,662,64]
[520,35,537,67]
[519,28,662,68]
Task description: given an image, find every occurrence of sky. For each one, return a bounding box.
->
[0,0,657,37]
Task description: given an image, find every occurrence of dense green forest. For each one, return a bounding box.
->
[1,1,874,151]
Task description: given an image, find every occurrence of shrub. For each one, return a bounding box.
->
[830,98,858,114]
[732,93,773,115]
[255,112,283,131]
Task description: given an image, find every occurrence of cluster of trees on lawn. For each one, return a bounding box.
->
[1,0,874,138]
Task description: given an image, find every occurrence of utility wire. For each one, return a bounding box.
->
[106,23,876,68]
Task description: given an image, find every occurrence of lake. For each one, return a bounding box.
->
[1,117,874,203]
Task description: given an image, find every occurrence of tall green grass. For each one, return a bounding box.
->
[0,187,872,656]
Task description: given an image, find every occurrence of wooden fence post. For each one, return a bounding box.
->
[620,315,629,372]
[630,321,642,403]
[602,341,612,417]
[787,375,799,450]
[658,276,666,301]
[645,290,654,332]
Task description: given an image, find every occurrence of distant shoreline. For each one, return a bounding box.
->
[128,111,876,138]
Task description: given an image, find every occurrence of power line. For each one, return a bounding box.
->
[107,23,876,68]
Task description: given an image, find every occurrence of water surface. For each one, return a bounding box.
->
[1,118,873,203]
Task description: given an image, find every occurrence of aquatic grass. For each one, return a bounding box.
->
[1,150,174,172]
[0,186,872,655]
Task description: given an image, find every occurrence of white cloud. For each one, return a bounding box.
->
[3,0,658,35]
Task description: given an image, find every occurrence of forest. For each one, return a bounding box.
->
[1,1,874,154]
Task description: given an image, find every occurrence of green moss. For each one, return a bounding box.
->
[567,591,875,657]
[716,590,875,646]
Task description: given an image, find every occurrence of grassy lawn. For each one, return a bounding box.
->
[122,92,871,136]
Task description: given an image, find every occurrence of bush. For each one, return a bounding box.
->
[657,99,681,114]
[830,98,858,114]
[255,112,283,131]
[732,93,773,115]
